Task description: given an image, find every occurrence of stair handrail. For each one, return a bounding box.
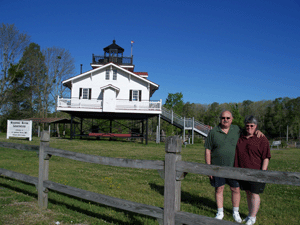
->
[194,120,211,135]
[161,107,211,135]
[161,107,184,126]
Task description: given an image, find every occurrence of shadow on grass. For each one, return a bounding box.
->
[59,136,147,144]
[149,182,244,217]
[0,180,38,199]
[0,178,159,225]
[48,189,159,225]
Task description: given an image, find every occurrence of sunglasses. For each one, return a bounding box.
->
[246,125,255,128]
[221,117,231,120]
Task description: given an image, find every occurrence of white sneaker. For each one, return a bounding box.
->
[215,211,224,220]
[243,216,249,222]
[233,211,242,223]
[245,217,256,225]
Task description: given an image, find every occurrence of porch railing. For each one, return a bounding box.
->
[116,99,162,111]
[57,97,103,109]
[57,97,162,111]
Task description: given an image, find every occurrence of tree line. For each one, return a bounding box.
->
[0,23,75,130]
[163,92,300,140]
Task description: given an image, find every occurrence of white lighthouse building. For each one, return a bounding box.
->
[57,40,211,144]
[57,40,161,143]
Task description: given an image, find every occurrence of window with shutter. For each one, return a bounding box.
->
[132,90,138,101]
[130,90,141,101]
[80,88,92,99]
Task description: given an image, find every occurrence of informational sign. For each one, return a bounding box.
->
[7,120,32,141]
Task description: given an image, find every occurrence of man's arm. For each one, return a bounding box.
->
[238,125,264,137]
[205,149,213,179]
[205,149,211,164]
[255,130,265,138]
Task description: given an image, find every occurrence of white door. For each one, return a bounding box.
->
[103,88,116,112]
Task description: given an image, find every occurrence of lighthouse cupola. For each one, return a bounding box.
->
[91,40,134,70]
[103,39,124,60]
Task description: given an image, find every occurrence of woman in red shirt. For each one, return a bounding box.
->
[234,115,271,225]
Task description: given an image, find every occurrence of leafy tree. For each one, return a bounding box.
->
[0,23,30,112]
[194,103,209,123]
[19,42,47,117]
[0,64,32,130]
[182,102,193,118]
[6,64,32,117]
[164,92,184,115]
[241,100,253,117]
[231,104,244,128]
[264,97,289,138]
[43,47,75,116]
[248,100,271,133]
[286,97,300,139]
[162,92,185,135]
[204,102,221,127]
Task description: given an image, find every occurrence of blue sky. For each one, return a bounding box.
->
[1,0,300,105]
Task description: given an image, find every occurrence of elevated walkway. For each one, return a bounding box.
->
[158,107,211,143]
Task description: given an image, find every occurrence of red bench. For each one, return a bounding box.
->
[89,133,132,138]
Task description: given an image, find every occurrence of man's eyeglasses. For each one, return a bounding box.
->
[221,117,231,120]
[246,125,255,128]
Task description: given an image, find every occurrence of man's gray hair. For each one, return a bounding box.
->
[219,110,233,118]
[244,115,258,125]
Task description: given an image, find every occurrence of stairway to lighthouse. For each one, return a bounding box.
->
[160,107,211,137]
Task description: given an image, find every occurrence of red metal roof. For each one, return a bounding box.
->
[133,72,148,76]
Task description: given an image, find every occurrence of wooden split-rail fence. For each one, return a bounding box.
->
[0,131,300,225]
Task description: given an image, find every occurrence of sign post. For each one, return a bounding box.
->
[7,120,32,141]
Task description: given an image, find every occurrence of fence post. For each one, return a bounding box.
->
[164,136,182,225]
[183,117,185,143]
[38,131,50,209]
[192,117,194,145]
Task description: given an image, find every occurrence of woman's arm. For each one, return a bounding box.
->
[261,158,269,170]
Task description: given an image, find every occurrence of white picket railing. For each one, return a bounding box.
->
[57,97,162,111]
[116,99,162,111]
[57,98,103,109]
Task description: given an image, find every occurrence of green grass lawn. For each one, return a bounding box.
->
[0,133,299,225]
